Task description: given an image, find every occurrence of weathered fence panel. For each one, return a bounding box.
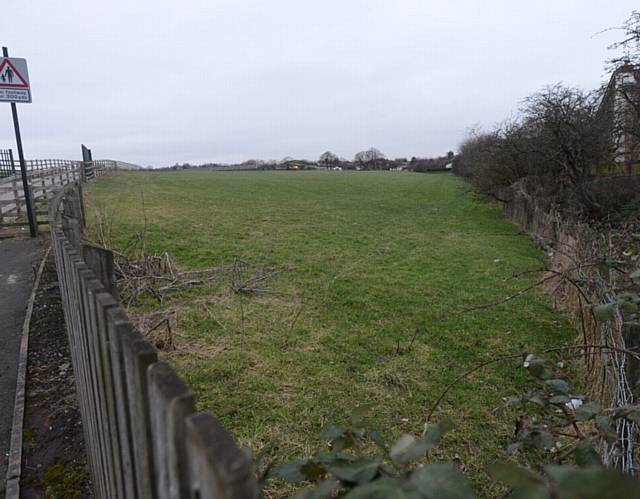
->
[49,182,256,498]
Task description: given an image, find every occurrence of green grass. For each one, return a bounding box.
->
[86,171,573,494]
[42,463,87,499]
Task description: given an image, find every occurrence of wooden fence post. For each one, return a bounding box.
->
[185,413,257,499]
[83,244,120,301]
[148,363,196,499]
[121,329,158,499]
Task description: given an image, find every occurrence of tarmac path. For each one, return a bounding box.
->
[0,237,39,494]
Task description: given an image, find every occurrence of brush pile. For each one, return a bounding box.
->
[113,251,283,307]
[113,251,223,306]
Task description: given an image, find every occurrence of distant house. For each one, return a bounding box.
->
[596,63,640,175]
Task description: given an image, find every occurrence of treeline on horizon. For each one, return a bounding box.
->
[159,148,456,173]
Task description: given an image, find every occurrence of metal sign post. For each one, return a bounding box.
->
[2,46,36,237]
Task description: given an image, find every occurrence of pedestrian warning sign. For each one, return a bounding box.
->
[0,58,31,103]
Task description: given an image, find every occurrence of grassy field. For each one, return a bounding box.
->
[85,170,573,493]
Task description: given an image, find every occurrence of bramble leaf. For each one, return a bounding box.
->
[327,458,380,484]
[293,479,341,499]
[271,460,310,483]
[545,379,569,395]
[411,464,475,499]
[575,401,601,421]
[594,303,615,321]
[545,466,640,498]
[574,442,601,468]
[489,463,548,499]
[344,478,409,498]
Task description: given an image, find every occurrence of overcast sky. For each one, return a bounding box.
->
[0,1,637,166]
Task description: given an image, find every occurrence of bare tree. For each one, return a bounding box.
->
[354,147,386,170]
[455,85,624,216]
[523,86,615,190]
[608,11,640,67]
[318,151,339,169]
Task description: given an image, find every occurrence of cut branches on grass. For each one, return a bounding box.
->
[230,258,285,295]
[112,250,224,306]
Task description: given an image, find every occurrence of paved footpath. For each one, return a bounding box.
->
[0,237,40,495]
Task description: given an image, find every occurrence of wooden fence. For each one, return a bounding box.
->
[0,159,115,230]
[49,181,256,498]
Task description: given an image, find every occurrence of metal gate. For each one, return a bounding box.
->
[0,148,15,177]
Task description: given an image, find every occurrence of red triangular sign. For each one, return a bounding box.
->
[0,59,29,88]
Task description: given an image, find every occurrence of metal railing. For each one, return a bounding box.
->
[0,148,15,178]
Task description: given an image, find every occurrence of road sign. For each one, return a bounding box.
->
[0,58,31,103]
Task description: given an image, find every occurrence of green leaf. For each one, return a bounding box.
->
[422,420,453,448]
[344,478,409,499]
[630,269,640,279]
[368,430,388,453]
[300,460,328,481]
[389,422,452,466]
[619,300,638,314]
[322,426,345,442]
[575,401,601,421]
[545,379,570,395]
[488,463,548,499]
[390,434,416,462]
[545,466,640,498]
[410,464,475,499]
[489,463,544,486]
[594,303,615,321]
[351,404,373,427]
[315,452,356,465]
[524,355,552,380]
[271,459,309,483]
[595,415,617,444]
[520,429,556,450]
[574,441,602,468]
[293,479,342,499]
[549,395,570,405]
[327,458,380,484]
[526,393,548,406]
[390,435,432,466]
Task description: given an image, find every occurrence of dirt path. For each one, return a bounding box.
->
[0,237,40,494]
[20,255,92,498]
